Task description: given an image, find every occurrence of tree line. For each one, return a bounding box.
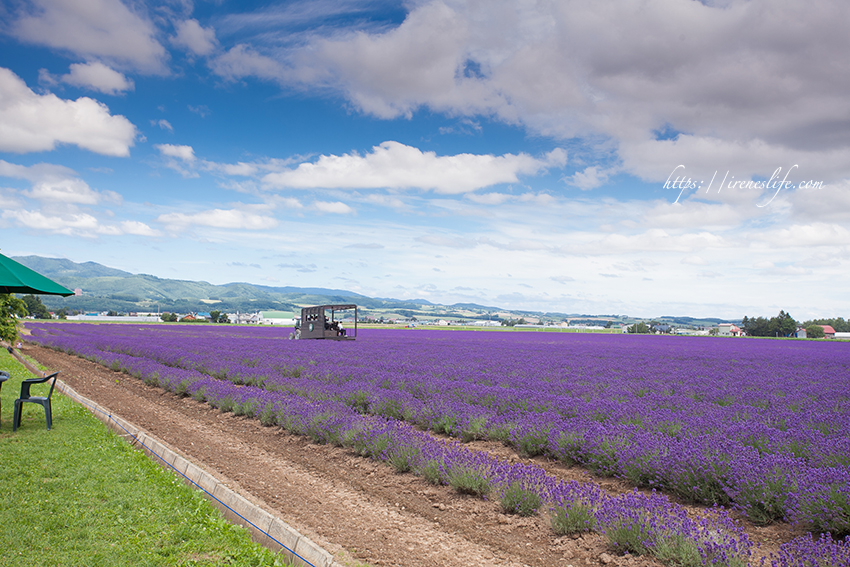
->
[742,311,847,338]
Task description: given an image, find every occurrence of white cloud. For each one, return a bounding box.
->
[119,220,160,236]
[0,187,23,208]
[262,141,565,193]
[0,68,137,156]
[210,44,288,82]
[61,62,134,95]
[3,209,156,237]
[157,208,279,230]
[790,180,850,222]
[172,19,218,56]
[11,0,168,74]
[621,136,850,189]
[153,144,198,177]
[567,166,611,191]
[751,223,850,248]
[0,159,120,205]
[642,200,748,229]
[188,104,210,118]
[313,201,354,214]
[364,194,407,209]
[216,162,258,176]
[152,119,173,132]
[26,178,114,205]
[229,0,850,183]
[155,143,195,162]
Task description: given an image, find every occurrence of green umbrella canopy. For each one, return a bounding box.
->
[0,253,74,296]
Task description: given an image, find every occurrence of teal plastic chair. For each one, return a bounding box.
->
[13,372,60,432]
[0,370,9,425]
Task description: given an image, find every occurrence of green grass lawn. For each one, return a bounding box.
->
[0,350,291,567]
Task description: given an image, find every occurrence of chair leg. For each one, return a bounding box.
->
[13,400,21,432]
[45,400,52,431]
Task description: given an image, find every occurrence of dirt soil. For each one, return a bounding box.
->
[24,344,800,567]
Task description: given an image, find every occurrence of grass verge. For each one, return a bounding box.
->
[0,350,291,567]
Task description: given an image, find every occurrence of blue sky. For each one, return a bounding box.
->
[1,0,849,319]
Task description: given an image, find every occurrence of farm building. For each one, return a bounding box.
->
[259,311,296,325]
[819,325,836,338]
[717,323,741,336]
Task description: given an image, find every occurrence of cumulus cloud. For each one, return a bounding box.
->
[210,44,288,82]
[11,0,168,74]
[172,19,218,56]
[25,178,119,205]
[568,166,611,191]
[157,208,279,230]
[61,62,134,94]
[3,209,158,237]
[0,68,137,156]
[0,159,120,205]
[223,0,850,183]
[155,143,196,162]
[154,143,198,177]
[119,220,160,236]
[263,141,566,193]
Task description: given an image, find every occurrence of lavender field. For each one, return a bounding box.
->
[26,323,850,566]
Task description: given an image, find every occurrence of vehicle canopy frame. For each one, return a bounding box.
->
[293,304,357,340]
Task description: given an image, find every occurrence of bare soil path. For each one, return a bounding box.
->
[24,344,797,567]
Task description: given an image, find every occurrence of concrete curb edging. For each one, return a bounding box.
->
[55,379,343,567]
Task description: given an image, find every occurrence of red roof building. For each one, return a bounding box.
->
[820,325,836,337]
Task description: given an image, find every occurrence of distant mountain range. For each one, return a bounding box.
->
[12,256,505,321]
[13,256,734,326]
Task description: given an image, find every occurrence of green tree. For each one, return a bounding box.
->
[209,310,229,324]
[742,315,771,337]
[803,317,850,333]
[22,294,51,319]
[160,312,178,322]
[1,293,28,343]
[742,311,797,337]
[627,322,650,334]
[805,324,825,339]
[768,310,797,337]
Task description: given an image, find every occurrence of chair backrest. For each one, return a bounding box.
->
[20,372,60,400]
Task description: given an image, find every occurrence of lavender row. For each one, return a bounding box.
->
[26,325,850,535]
[27,322,850,566]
